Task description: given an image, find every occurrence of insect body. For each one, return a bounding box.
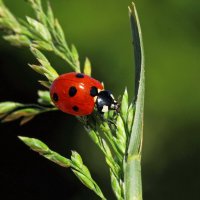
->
[50,72,119,116]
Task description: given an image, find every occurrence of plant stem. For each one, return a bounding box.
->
[125,155,142,200]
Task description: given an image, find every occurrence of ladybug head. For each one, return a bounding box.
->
[96,90,119,114]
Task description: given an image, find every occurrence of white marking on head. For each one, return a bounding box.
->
[93,96,97,102]
[102,105,109,113]
[98,88,103,93]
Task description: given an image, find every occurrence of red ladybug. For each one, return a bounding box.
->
[50,72,119,116]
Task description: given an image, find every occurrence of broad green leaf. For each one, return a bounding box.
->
[127,1,144,162]
[125,3,144,200]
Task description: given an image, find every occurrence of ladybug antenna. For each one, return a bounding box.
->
[117,94,122,102]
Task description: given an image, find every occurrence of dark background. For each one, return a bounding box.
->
[0,0,200,199]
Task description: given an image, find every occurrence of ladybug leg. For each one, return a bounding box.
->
[76,116,89,126]
[98,112,118,128]
[107,118,117,128]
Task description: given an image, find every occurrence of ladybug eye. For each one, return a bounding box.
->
[53,93,59,102]
[76,73,84,78]
[69,86,77,97]
[90,86,98,97]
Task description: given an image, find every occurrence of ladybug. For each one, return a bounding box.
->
[50,72,119,116]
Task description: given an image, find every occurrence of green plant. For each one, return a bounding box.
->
[0,1,144,199]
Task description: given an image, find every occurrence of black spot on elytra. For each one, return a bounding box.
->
[90,86,98,97]
[72,106,79,112]
[53,93,59,102]
[69,86,77,97]
[76,73,84,78]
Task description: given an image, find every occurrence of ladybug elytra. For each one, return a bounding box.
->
[50,72,119,116]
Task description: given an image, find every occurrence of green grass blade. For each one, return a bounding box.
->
[125,2,145,200]
[128,1,144,160]
[18,136,71,168]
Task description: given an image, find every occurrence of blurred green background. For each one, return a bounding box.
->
[0,0,199,199]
